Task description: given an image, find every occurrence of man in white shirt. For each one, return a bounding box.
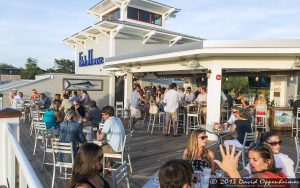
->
[176,86,185,103]
[12,92,24,109]
[163,83,181,136]
[194,85,207,124]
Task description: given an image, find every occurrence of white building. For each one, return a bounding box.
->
[64,0,300,137]
[63,0,202,106]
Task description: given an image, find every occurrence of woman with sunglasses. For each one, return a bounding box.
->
[70,143,110,188]
[182,129,215,174]
[215,144,288,180]
[240,131,295,178]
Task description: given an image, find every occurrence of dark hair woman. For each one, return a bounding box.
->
[215,144,288,180]
[70,143,109,188]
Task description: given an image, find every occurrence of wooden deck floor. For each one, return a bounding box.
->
[19,119,299,188]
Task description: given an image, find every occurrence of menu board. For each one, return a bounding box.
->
[274,110,293,127]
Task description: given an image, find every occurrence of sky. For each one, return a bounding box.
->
[1,0,300,69]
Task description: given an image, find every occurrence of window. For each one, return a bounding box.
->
[127,6,162,26]
[102,8,120,20]
[151,13,162,25]
[140,10,150,22]
[127,7,139,20]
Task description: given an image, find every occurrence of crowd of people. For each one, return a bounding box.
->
[7,88,128,187]
[130,83,209,135]
[7,85,298,188]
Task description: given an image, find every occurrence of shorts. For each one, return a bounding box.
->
[201,107,207,114]
[165,111,178,122]
[130,107,142,119]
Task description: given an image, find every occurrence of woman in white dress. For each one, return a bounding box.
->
[240,131,295,178]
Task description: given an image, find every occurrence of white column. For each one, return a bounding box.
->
[109,76,115,106]
[124,73,133,109]
[109,34,115,57]
[206,65,222,140]
[295,76,299,100]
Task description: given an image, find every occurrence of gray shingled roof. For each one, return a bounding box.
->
[105,41,203,63]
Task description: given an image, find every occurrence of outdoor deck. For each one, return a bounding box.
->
[19,119,299,188]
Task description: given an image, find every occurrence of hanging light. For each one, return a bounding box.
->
[290,75,294,81]
[225,77,229,81]
[123,74,127,80]
[201,77,205,81]
[255,76,259,82]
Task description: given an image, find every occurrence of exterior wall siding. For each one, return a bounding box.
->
[1,74,110,109]
[75,34,110,75]
[115,33,169,56]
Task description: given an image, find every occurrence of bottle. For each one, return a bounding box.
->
[86,126,92,141]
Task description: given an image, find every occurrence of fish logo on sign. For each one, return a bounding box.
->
[65,80,96,89]
[79,49,104,67]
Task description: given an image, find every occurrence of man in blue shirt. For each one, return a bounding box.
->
[130,84,146,129]
[99,106,125,154]
[40,93,52,109]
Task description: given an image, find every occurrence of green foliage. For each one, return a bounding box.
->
[54,59,75,73]
[0,63,15,69]
[17,57,75,79]
[222,77,250,94]
[20,58,45,79]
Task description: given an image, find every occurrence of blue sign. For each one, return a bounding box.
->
[79,49,104,67]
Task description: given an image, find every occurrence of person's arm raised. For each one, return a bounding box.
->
[214,144,241,178]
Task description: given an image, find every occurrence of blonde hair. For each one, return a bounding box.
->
[49,103,59,111]
[257,94,267,104]
[64,109,77,121]
[186,129,212,167]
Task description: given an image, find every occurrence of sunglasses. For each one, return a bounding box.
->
[232,111,238,113]
[198,136,208,140]
[266,140,282,146]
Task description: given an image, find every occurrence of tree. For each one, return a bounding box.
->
[0,63,15,69]
[222,77,250,94]
[20,58,45,79]
[53,59,74,73]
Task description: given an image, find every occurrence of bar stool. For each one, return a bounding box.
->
[186,104,201,135]
[147,112,165,134]
[292,107,300,137]
[115,101,124,118]
[221,103,230,123]
[254,104,268,132]
[177,106,186,134]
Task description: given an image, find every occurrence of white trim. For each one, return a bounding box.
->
[104,47,300,67]
[73,39,85,48]
[164,7,176,19]
[169,36,182,46]
[0,122,43,188]
[110,25,124,39]
[143,30,156,44]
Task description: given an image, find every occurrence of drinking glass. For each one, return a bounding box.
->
[200,168,211,188]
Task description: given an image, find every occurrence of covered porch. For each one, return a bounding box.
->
[104,40,300,139]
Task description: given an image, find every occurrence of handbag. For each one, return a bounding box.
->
[149,104,158,114]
